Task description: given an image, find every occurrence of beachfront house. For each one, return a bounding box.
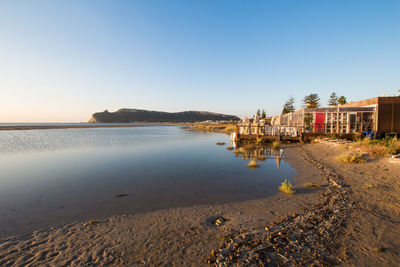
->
[233,96,400,142]
[270,96,400,136]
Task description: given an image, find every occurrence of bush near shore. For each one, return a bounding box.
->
[353,136,400,157]
[279,179,295,194]
[338,154,365,164]
[189,122,237,133]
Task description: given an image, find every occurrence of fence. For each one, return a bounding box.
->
[238,122,373,137]
[305,122,373,134]
[238,125,299,137]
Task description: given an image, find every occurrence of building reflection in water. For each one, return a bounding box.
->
[231,143,283,169]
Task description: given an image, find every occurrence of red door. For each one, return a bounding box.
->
[314,113,325,133]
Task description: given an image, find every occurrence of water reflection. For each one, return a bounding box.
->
[0,127,296,237]
[230,143,284,169]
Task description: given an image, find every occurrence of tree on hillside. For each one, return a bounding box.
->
[256,109,261,117]
[261,109,266,119]
[338,96,347,105]
[328,92,338,106]
[303,93,320,108]
[282,96,296,115]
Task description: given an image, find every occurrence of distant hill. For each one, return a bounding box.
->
[88,109,240,123]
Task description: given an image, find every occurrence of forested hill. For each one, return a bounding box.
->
[89,109,240,123]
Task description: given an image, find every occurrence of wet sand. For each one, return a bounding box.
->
[1,143,399,266]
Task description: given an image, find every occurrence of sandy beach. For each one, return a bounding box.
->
[303,143,400,266]
[1,143,399,266]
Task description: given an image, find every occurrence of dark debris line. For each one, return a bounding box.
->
[208,148,353,266]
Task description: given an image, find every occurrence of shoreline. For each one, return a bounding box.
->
[211,143,400,266]
[211,145,352,265]
[0,123,188,131]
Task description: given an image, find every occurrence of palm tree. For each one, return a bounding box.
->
[338,96,347,105]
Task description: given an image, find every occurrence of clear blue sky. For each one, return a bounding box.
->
[0,0,399,122]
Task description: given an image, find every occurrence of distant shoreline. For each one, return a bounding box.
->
[0,123,188,131]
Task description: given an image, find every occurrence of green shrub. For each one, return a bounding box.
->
[338,154,365,163]
[279,179,295,194]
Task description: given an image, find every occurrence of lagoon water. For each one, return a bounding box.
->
[0,126,295,237]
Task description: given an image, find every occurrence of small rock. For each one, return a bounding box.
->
[373,247,386,252]
[215,219,223,226]
[84,219,99,226]
[211,250,216,257]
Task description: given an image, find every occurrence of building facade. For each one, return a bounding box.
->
[271,96,400,135]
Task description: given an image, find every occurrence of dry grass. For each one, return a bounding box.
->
[304,182,321,189]
[364,182,386,190]
[385,136,400,154]
[338,154,365,164]
[365,146,387,158]
[189,123,237,133]
[223,125,237,133]
[364,183,378,189]
[279,179,295,194]
[84,219,99,226]
[354,136,400,157]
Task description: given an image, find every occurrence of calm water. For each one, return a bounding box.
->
[0,122,177,127]
[0,126,295,237]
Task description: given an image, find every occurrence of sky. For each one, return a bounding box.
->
[0,0,399,122]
